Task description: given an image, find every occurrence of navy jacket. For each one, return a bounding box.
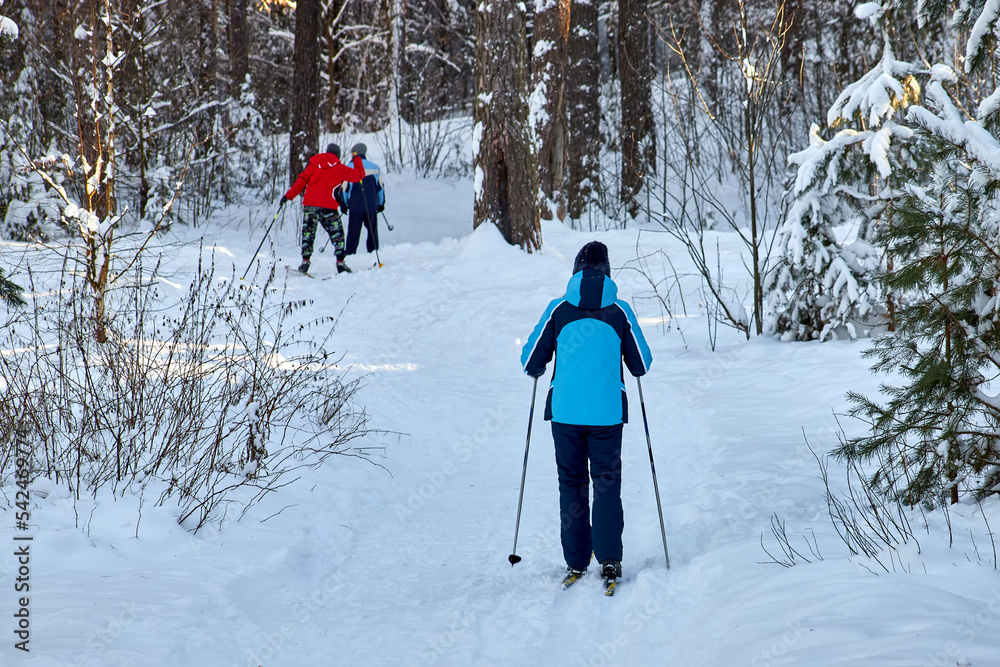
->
[521,270,652,425]
[344,157,384,216]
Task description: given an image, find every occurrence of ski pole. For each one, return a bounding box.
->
[637,376,670,569]
[241,205,283,281]
[509,376,539,566]
[379,210,394,231]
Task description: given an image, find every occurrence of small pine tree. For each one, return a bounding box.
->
[837,3,1000,504]
[840,159,1000,504]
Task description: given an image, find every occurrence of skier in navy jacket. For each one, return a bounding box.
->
[342,143,385,257]
[521,241,652,581]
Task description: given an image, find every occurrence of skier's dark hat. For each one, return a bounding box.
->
[326,143,341,159]
[573,241,611,277]
[350,142,368,158]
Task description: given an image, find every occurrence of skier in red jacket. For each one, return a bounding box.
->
[280,143,365,275]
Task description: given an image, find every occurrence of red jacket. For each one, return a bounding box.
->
[285,153,365,210]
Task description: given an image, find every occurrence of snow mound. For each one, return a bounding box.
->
[454,221,523,263]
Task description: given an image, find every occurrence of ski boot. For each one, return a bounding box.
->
[560,567,586,590]
[601,560,622,596]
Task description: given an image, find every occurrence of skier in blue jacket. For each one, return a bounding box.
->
[342,143,385,258]
[521,241,652,582]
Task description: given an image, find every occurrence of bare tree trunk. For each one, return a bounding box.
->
[290,0,321,182]
[531,0,571,222]
[228,0,250,96]
[619,0,655,219]
[384,0,403,123]
[565,0,600,224]
[198,0,220,98]
[70,0,115,220]
[323,0,346,133]
[69,0,118,343]
[473,0,540,251]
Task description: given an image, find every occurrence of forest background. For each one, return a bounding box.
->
[4,0,1000,510]
[0,0,873,240]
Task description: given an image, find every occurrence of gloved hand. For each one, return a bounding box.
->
[340,204,349,215]
[278,195,289,208]
[377,204,384,213]
[352,155,364,168]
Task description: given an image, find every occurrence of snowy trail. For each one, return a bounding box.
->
[226,221,808,666]
[5,181,1000,666]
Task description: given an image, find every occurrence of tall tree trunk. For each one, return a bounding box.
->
[71,0,114,220]
[473,0,540,251]
[779,0,803,108]
[323,0,346,133]
[384,0,403,123]
[665,0,700,74]
[70,0,117,343]
[117,0,146,216]
[290,0,321,182]
[228,0,250,96]
[565,0,600,224]
[531,0,571,222]
[198,0,220,98]
[619,0,654,219]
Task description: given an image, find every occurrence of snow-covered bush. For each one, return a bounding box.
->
[764,123,886,341]
[0,256,370,531]
[765,5,929,341]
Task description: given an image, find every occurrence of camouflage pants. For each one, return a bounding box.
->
[301,206,344,261]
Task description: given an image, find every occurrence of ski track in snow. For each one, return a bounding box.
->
[3,171,1000,666]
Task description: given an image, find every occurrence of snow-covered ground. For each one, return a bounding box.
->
[3,163,1000,667]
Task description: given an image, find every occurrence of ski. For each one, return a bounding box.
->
[285,265,315,279]
[603,577,618,596]
[560,570,585,590]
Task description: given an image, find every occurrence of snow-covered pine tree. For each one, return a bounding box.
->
[837,1,1000,505]
[765,1,927,341]
[764,123,885,341]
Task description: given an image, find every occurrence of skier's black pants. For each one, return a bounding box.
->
[345,209,378,256]
[552,422,624,570]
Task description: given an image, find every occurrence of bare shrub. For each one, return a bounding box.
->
[0,250,370,532]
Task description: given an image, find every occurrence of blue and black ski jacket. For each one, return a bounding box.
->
[344,157,384,215]
[521,269,652,426]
